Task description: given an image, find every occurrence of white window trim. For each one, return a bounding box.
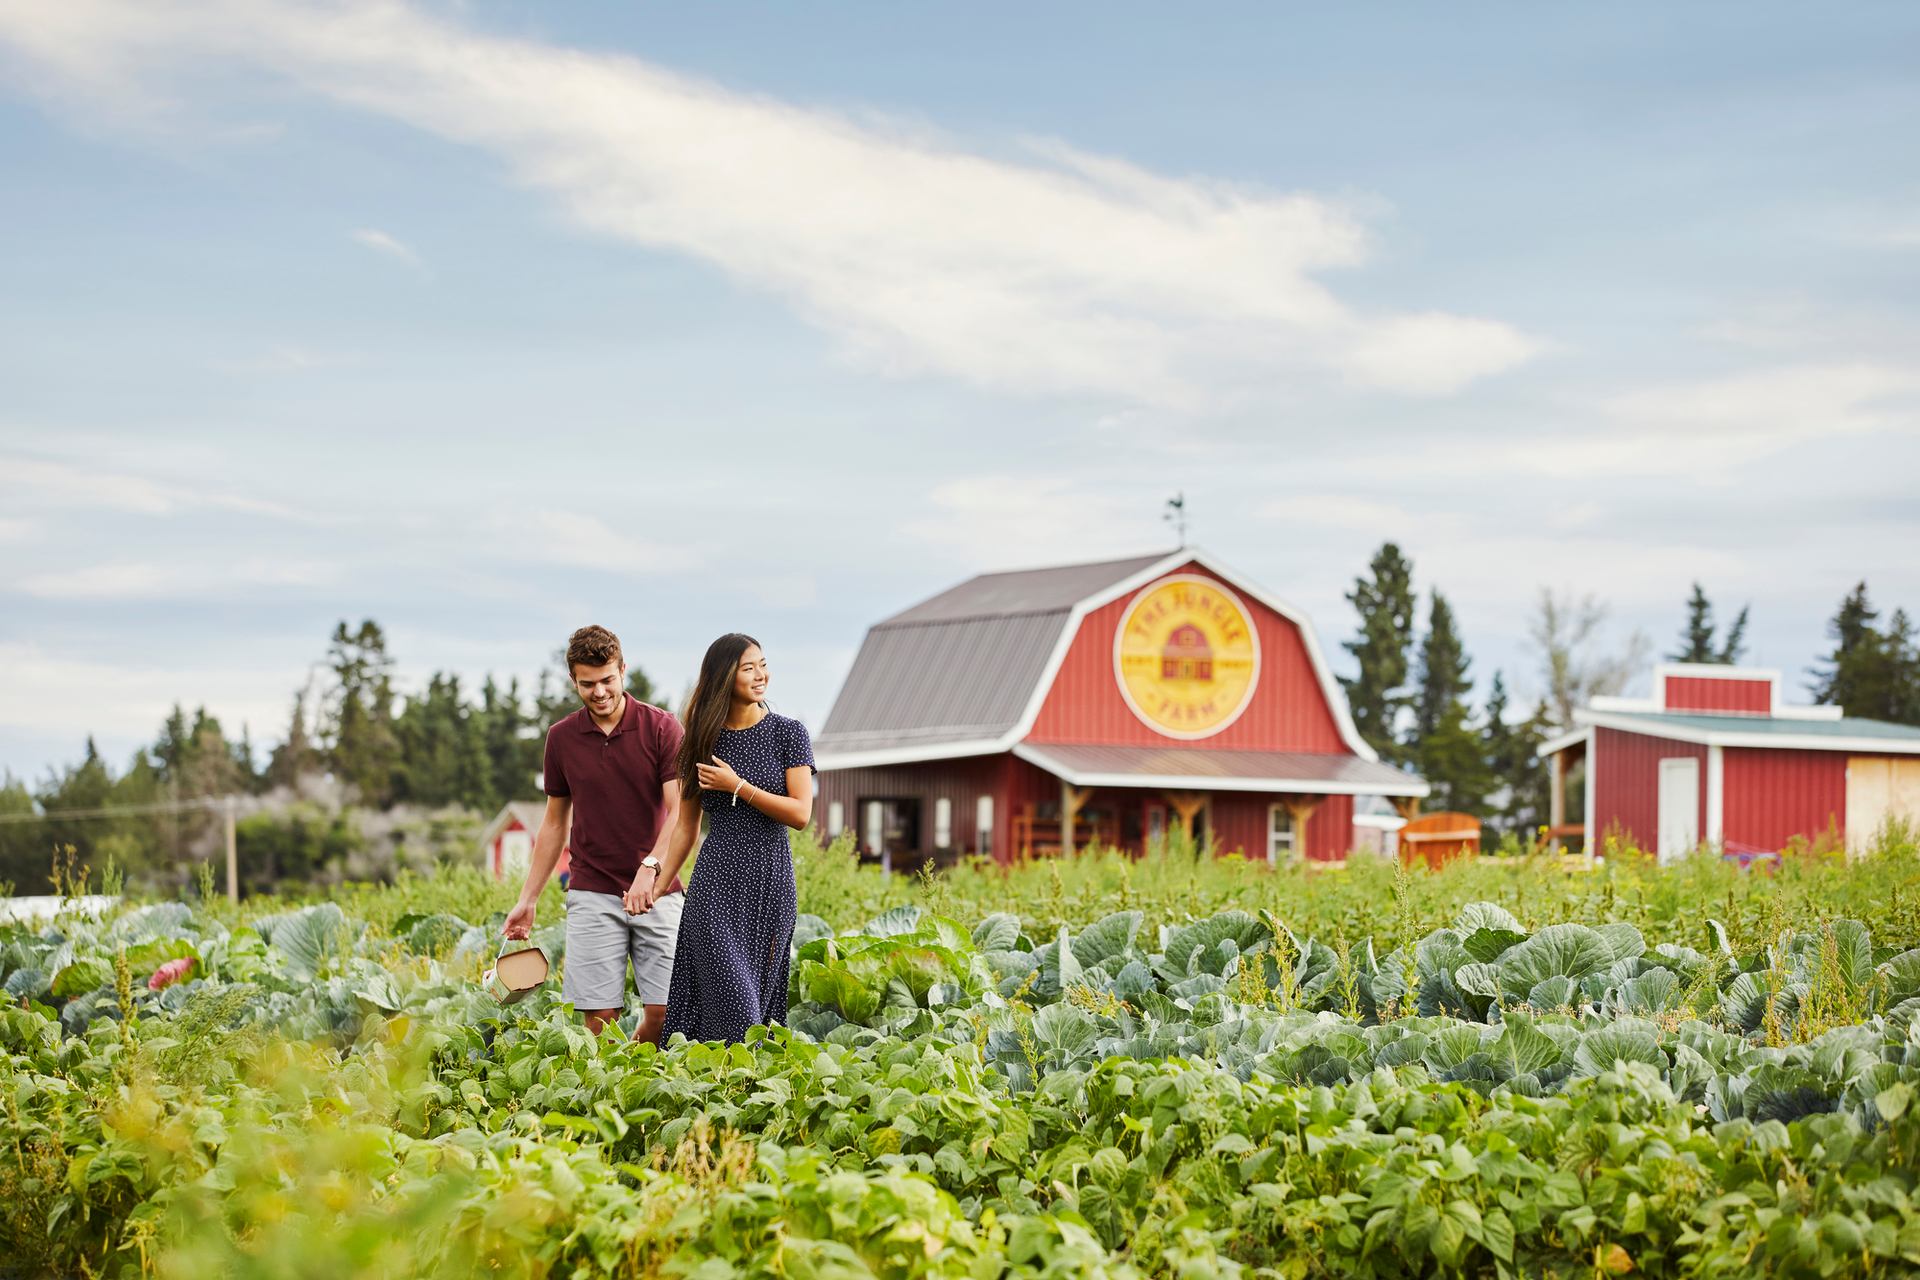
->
[1266,803,1296,864]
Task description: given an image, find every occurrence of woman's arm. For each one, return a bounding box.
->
[695,755,815,831]
[627,782,702,913]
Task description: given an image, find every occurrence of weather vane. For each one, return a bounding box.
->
[1164,492,1188,548]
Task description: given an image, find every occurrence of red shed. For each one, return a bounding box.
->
[479,801,570,882]
[814,549,1428,867]
[1539,663,1920,861]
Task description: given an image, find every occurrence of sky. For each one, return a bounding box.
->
[1,1,1917,783]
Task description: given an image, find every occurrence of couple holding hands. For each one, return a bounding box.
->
[503,625,814,1044]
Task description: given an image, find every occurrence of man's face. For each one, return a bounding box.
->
[571,660,625,718]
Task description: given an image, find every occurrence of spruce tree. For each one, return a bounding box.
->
[1409,591,1487,812]
[1340,543,1417,763]
[1671,584,1717,663]
[1669,583,1749,664]
[1477,673,1555,845]
[1411,591,1471,745]
[1887,609,1920,726]
[266,683,321,791]
[326,619,400,806]
[1811,583,1887,714]
[1718,605,1749,663]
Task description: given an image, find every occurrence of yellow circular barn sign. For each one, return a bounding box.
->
[1113,575,1262,739]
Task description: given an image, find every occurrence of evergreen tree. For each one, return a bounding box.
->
[1671,584,1716,663]
[1810,583,1902,718]
[1407,591,1488,812]
[326,619,400,806]
[1340,543,1417,763]
[393,673,495,809]
[0,771,42,893]
[1410,591,1471,745]
[480,675,538,806]
[1479,672,1552,843]
[1888,609,1920,726]
[38,737,113,869]
[1669,583,1749,663]
[266,681,322,791]
[1719,605,1749,664]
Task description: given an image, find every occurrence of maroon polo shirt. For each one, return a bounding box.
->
[542,694,686,898]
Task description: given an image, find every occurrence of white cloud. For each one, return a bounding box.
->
[350,226,420,266]
[12,557,341,600]
[1260,494,1428,535]
[505,511,696,576]
[903,475,1159,568]
[212,344,361,373]
[0,0,1539,406]
[0,641,293,744]
[0,517,33,543]
[3,451,316,520]
[1337,361,1920,483]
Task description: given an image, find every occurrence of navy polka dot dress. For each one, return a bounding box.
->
[662,711,813,1044]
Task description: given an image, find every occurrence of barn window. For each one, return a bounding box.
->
[976,795,994,855]
[934,797,954,848]
[1267,804,1296,864]
[827,800,845,837]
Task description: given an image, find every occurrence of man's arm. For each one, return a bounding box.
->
[504,794,571,939]
[627,782,698,914]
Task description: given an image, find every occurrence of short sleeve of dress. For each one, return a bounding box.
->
[781,716,816,775]
[541,724,569,797]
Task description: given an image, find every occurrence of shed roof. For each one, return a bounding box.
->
[479,800,549,847]
[1571,708,1920,754]
[1013,743,1428,796]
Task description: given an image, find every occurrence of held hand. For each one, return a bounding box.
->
[623,868,657,915]
[695,755,743,794]
[503,900,535,940]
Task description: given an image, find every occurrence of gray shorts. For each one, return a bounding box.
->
[561,889,682,1009]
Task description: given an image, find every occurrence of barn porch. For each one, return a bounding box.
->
[1010,742,1426,863]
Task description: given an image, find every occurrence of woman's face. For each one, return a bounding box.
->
[733,645,769,705]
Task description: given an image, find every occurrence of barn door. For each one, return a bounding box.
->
[1657,758,1699,863]
[1848,757,1920,852]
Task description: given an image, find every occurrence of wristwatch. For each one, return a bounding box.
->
[640,855,663,875]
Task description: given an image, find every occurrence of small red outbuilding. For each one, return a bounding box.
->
[479,800,569,881]
[1539,663,1920,860]
[814,549,1428,867]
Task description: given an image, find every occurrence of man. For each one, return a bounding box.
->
[504,624,684,1041]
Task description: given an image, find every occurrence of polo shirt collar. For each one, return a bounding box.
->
[578,692,638,736]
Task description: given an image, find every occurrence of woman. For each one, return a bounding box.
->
[627,632,814,1043]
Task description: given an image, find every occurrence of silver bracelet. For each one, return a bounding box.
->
[733,780,746,806]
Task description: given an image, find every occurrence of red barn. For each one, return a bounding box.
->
[814,549,1428,867]
[1539,663,1920,861]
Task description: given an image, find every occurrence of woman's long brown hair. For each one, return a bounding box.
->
[676,632,763,797]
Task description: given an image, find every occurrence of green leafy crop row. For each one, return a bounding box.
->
[4,833,1919,1277]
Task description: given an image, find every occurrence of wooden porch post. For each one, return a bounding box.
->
[1061,783,1091,856]
[1283,795,1322,862]
[1548,750,1566,853]
[1391,795,1422,822]
[1165,791,1207,844]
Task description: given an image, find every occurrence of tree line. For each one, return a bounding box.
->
[5,568,1918,893]
[1337,544,1920,841]
[0,621,661,895]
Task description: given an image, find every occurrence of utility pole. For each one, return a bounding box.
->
[223,796,239,904]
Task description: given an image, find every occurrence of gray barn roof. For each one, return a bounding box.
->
[817,553,1169,757]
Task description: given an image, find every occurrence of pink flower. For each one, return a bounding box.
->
[148,957,195,991]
